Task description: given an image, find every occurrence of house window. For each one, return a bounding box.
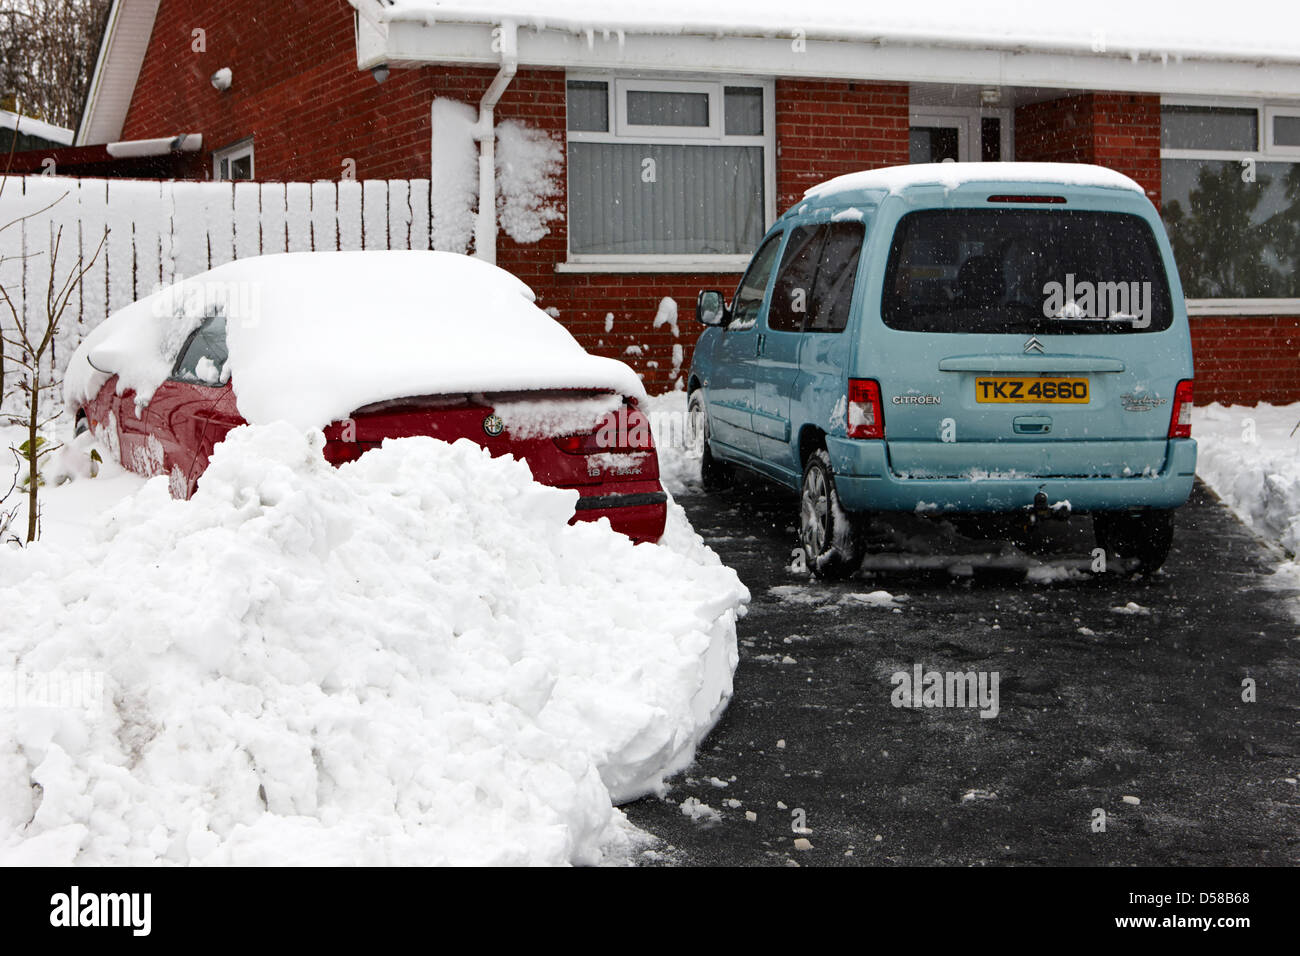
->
[214,139,254,181]
[1161,102,1300,303]
[564,75,774,268]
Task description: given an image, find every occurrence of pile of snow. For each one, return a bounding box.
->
[64,251,645,430]
[1193,403,1300,556]
[0,424,748,865]
[642,390,700,495]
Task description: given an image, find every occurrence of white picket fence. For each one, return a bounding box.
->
[0,175,435,392]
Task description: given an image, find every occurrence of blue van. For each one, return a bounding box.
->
[687,163,1196,579]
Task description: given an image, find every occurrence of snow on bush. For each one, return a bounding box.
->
[431,97,479,253]
[495,120,563,244]
[0,424,748,865]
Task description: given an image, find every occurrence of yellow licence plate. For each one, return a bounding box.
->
[975,377,1089,403]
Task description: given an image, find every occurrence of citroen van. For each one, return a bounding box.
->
[687,163,1196,578]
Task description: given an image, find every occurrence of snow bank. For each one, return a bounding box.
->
[643,390,700,495]
[64,251,645,429]
[0,424,747,865]
[1193,403,1300,556]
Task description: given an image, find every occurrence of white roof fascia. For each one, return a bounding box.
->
[365,21,1300,101]
[75,0,163,146]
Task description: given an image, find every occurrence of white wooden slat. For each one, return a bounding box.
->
[362,180,387,250]
[205,181,236,268]
[310,181,337,251]
[285,182,312,253]
[106,179,138,314]
[337,180,363,251]
[75,178,109,338]
[409,179,431,251]
[169,182,214,280]
[233,181,262,259]
[259,182,287,256]
[387,179,411,250]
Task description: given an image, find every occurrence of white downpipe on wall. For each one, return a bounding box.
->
[473,22,518,264]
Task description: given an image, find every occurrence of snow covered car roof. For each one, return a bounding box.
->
[802,162,1146,201]
[65,250,645,430]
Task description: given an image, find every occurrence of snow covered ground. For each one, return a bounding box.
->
[1191,403,1300,580]
[0,423,748,866]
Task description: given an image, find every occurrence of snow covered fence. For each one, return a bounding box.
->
[0,175,435,385]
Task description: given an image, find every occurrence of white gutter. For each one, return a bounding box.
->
[105,133,202,158]
[472,20,517,265]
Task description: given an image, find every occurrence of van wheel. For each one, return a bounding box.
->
[1093,510,1174,575]
[689,390,733,492]
[800,448,862,580]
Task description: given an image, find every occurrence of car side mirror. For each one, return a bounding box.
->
[697,290,728,327]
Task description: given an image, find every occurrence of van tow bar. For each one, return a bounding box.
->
[1028,491,1072,523]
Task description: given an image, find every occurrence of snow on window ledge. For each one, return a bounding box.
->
[1186,298,1300,317]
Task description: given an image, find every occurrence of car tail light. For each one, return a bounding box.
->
[846,379,884,439]
[553,406,654,455]
[1168,379,1194,438]
[322,440,366,466]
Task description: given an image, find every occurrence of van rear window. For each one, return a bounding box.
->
[881,209,1173,334]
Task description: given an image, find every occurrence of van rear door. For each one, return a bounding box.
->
[873,205,1185,479]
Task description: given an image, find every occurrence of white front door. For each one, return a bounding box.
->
[910,108,1011,163]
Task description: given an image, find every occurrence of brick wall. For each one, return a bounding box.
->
[1015,92,1161,205]
[119,5,1300,404]
[1190,316,1300,405]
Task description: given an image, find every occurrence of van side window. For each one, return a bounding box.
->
[729,233,783,329]
[807,222,865,333]
[769,226,822,332]
[770,222,866,333]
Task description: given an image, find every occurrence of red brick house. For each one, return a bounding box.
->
[64,0,1300,400]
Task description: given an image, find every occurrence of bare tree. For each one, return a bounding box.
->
[0,151,107,543]
[1,0,113,130]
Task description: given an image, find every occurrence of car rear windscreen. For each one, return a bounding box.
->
[881,209,1173,334]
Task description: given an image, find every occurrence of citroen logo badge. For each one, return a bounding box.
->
[1024,336,1045,354]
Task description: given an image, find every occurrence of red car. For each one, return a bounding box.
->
[69,252,667,543]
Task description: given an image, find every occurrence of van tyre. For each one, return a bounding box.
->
[1094,509,1174,576]
[689,390,733,492]
[800,448,862,580]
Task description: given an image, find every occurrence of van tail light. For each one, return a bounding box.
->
[553,406,655,454]
[847,379,885,439]
[1168,379,1194,438]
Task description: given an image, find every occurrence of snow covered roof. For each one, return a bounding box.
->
[803,163,1145,201]
[66,251,646,430]
[0,109,73,147]
[374,0,1300,65]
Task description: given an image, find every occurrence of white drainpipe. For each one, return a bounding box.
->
[473,21,518,264]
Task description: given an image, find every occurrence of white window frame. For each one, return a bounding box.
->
[561,73,777,273]
[908,106,1013,164]
[1161,96,1300,315]
[1264,105,1300,156]
[213,138,254,181]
